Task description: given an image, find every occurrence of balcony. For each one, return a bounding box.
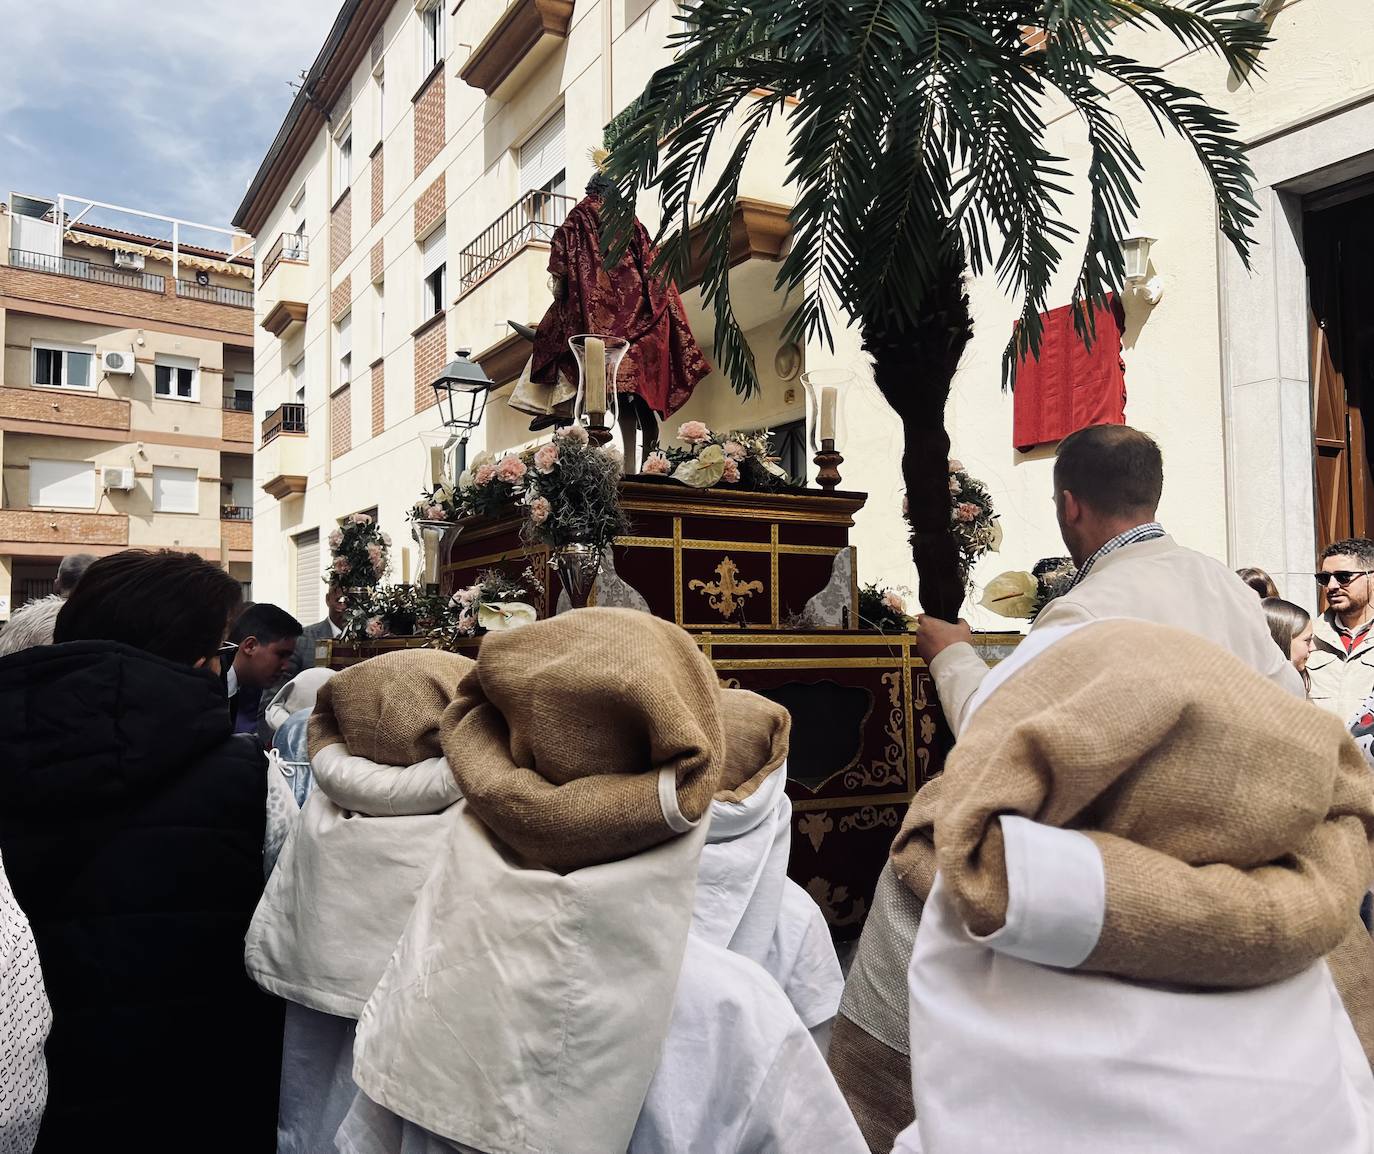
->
[221,506,253,554]
[0,509,129,551]
[8,248,165,293]
[458,191,573,294]
[259,233,311,339]
[176,278,253,309]
[259,403,309,500]
[220,504,253,521]
[0,385,131,434]
[222,393,254,412]
[459,0,575,98]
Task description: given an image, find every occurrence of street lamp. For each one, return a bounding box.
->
[1121,234,1163,306]
[431,348,494,437]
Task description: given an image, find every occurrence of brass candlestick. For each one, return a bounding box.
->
[814,438,843,491]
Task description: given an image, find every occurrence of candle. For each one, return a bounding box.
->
[401,548,410,584]
[429,445,446,488]
[585,337,607,417]
[819,386,837,444]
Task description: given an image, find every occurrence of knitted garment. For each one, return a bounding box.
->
[891,619,1374,990]
[309,649,473,766]
[442,608,724,872]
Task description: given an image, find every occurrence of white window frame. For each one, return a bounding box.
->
[153,354,200,402]
[334,124,353,193]
[152,465,200,515]
[31,341,96,391]
[420,222,446,320]
[375,280,386,360]
[373,65,386,148]
[336,312,353,394]
[420,0,444,75]
[28,458,96,510]
[290,355,306,405]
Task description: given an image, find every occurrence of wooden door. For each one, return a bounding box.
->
[1311,310,1352,547]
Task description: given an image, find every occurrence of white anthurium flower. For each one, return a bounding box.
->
[988,518,1004,552]
[979,571,1038,619]
[478,601,538,631]
[673,444,726,488]
[457,470,474,492]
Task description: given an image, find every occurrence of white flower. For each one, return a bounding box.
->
[672,444,726,488]
[979,571,1038,619]
[478,601,538,631]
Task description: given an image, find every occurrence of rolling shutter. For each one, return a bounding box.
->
[295,530,321,622]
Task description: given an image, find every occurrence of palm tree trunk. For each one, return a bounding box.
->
[862,254,973,622]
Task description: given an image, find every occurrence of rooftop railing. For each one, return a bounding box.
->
[176,278,253,309]
[8,247,166,292]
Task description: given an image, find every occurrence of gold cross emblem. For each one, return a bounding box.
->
[689,556,764,619]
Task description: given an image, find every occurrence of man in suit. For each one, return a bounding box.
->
[293,585,348,676]
[227,603,303,744]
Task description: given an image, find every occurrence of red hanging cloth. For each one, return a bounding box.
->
[1011,295,1127,452]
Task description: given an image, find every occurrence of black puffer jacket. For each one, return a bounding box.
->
[0,641,281,1151]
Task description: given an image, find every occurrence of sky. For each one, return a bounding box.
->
[0,0,340,242]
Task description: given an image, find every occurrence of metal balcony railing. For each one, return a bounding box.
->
[261,402,307,445]
[220,505,254,521]
[457,191,575,292]
[222,394,254,412]
[8,247,166,292]
[262,232,310,281]
[176,278,253,309]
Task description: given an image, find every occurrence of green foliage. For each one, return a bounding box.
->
[601,0,1268,395]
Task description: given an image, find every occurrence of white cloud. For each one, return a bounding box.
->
[0,0,339,226]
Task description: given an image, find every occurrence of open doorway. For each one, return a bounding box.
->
[1306,177,1374,550]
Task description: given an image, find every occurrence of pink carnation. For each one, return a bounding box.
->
[559,424,589,445]
[948,475,961,495]
[496,455,527,483]
[529,496,552,525]
[425,504,445,520]
[351,512,373,525]
[534,443,560,474]
[365,616,386,639]
[327,529,343,549]
[380,533,392,547]
[455,584,481,606]
[677,420,711,445]
[947,459,964,474]
[881,590,906,614]
[474,462,497,486]
[332,557,351,575]
[722,458,741,484]
[641,452,671,476]
[955,501,979,523]
[366,543,385,574]
[456,611,477,636]
[722,440,747,461]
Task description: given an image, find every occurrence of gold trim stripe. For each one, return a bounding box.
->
[770,525,780,628]
[672,517,683,625]
[615,534,840,558]
[792,791,914,812]
[712,657,907,670]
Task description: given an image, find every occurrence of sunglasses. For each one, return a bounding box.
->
[1315,570,1372,587]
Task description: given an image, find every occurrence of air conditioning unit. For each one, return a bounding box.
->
[102,466,136,492]
[100,349,136,375]
[112,249,145,271]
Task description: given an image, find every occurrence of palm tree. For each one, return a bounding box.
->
[602,0,1267,620]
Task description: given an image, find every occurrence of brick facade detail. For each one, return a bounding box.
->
[331,384,352,460]
[371,146,385,227]
[371,241,384,284]
[371,360,385,437]
[414,173,446,241]
[413,317,446,413]
[0,509,128,548]
[413,69,445,177]
[331,190,352,274]
[332,275,352,322]
[221,518,253,552]
[0,267,252,339]
[222,409,253,443]
[0,385,131,431]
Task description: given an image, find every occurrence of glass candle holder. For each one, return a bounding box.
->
[569,334,629,432]
[800,368,853,454]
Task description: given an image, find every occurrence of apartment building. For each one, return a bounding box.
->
[233,0,802,622]
[0,193,256,619]
[237,0,1374,619]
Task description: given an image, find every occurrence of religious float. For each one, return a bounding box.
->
[318,172,1022,939]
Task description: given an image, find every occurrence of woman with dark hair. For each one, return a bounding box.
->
[0,549,282,1150]
[1261,596,1315,695]
[1237,566,1280,598]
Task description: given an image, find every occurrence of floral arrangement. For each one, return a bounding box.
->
[341,568,541,646]
[409,449,529,524]
[327,512,391,589]
[641,421,798,492]
[857,582,915,633]
[980,556,1078,620]
[945,460,1001,587]
[520,426,628,551]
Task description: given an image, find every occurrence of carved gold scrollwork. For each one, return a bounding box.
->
[841,671,906,790]
[920,714,936,745]
[837,805,901,835]
[806,877,868,927]
[798,811,834,853]
[688,556,765,619]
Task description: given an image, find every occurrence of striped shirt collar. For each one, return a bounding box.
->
[1067,522,1166,591]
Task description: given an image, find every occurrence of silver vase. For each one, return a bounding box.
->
[548,542,602,610]
[411,519,463,591]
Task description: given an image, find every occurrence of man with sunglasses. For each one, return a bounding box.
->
[1308,538,1374,717]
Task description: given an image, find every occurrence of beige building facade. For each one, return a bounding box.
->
[237,0,1374,625]
[0,194,256,618]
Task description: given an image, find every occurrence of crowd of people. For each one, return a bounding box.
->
[0,422,1370,1152]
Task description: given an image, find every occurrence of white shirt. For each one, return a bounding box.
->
[225,665,238,698]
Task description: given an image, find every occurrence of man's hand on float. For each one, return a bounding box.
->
[915,616,974,664]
